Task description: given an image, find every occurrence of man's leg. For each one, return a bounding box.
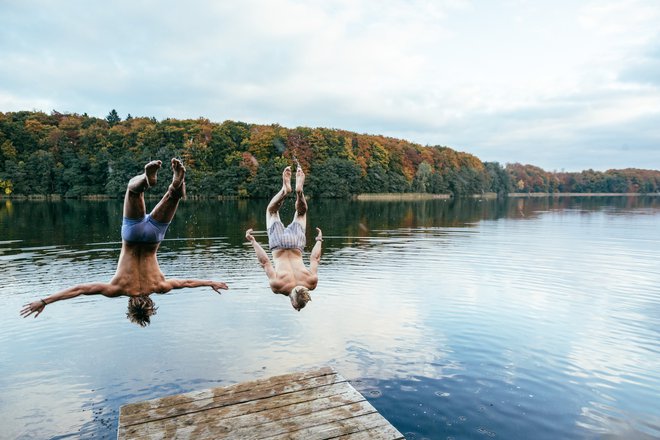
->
[266,166,292,229]
[150,158,185,224]
[123,160,162,219]
[293,167,307,230]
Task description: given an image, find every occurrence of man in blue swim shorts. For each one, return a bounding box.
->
[21,159,228,326]
[246,165,323,311]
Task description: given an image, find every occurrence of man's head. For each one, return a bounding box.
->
[290,286,312,311]
[126,295,157,327]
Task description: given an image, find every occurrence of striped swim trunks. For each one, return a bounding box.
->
[268,220,306,252]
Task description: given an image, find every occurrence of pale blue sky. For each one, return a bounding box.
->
[1,0,659,171]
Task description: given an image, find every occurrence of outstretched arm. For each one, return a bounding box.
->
[245,228,276,279]
[165,279,228,293]
[309,227,323,274]
[20,282,120,318]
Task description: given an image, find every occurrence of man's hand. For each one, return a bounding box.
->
[310,227,323,271]
[20,300,46,318]
[210,282,229,294]
[245,228,256,242]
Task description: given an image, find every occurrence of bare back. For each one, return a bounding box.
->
[109,241,169,296]
[270,248,318,294]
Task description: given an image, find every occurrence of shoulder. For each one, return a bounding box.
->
[307,274,318,290]
[156,280,176,293]
[269,276,292,294]
[269,276,284,290]
[99,283,126,297]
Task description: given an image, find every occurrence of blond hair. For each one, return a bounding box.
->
[292,286,312,311]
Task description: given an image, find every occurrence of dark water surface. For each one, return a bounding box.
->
[1,197,659,439]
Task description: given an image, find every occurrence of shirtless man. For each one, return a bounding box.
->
[20,158,228,326]
[245,165,322,311]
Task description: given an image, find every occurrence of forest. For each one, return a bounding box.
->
[1,110,658,198]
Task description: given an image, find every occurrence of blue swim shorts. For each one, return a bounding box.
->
[121,215,170,243]
[268,220,306,252]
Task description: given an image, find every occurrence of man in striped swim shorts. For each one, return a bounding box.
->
[21,159,228,326]
[246,165,323,311]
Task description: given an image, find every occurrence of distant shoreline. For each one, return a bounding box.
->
[1,192,659,201]
[507,192,659,197]
[356,192,660,201]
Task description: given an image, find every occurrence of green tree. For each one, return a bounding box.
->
[428,171,448,194]
[26,150,56,194]
[413,161,433,193]
[308,158,362,198]
[0,179,12,194]
[484,161,512,195]
[2,160,28,194]
[387,171,410,193]
[106,109,121,126]
[362,161,389,193]
[247,160,289,198]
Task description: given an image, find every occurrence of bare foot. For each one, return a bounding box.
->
[144,160,162,188]
[171,158,185,189]
[295,167,305,193]
[282,166,292,194]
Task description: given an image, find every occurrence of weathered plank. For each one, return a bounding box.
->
[264,412,399,440]
[120,374,345,426]
[209,400,376,440]
[118,366,404,440]
[335,424,406,439]
[120,366,335,421]
[122,386,365,439]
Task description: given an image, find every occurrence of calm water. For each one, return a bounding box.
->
[1,196,659,439]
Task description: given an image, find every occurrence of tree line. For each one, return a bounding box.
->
[0,110,658,198]
[506,163,659,194]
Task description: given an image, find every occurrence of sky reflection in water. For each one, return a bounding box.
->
[1,197,659,439]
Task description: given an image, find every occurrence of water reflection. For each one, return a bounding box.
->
[1,197,659,439]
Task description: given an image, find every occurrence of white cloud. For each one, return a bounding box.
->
[1,0,659,170]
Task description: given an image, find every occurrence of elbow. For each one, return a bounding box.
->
[169,281,185,290]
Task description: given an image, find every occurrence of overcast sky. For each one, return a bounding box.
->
[1,0,659,171]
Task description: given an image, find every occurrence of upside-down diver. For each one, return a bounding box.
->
[20,158,228,326]
[245,164,322,311]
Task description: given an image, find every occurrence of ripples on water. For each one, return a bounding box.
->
[1,198,659,439]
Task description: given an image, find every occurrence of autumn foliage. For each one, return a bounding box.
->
[0,110,658,198]
[506,163,660,194]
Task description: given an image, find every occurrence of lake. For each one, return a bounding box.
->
[1,196,659,439]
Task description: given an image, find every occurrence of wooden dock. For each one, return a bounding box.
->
[118,366,404,439]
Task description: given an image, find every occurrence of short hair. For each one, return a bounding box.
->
[126,296,158,327]
[292,286,311,311]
